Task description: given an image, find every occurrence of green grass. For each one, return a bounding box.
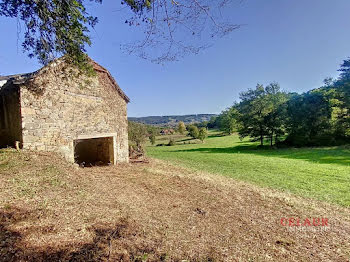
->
[147,131,350,207]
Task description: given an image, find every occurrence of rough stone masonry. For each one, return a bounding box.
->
[0,57,129,165]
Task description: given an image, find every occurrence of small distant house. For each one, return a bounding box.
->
[0,57,130,165]
[160,128,175,135]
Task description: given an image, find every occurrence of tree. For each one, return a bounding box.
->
[0,0,240,65]
[338,58,350,80]
[187,125,199,139]
[194,121,208,128]
[0,0,98,66]
[263,82,288,146]
[235,83,289,147]
[217,106,238,135]
[237,84,270,146]
[178,121,186,135]
[285,90,332,146]
[146,125,159,145]
[198,127,208,142]
[120,0,240,63]
[128,121,148,153]
[149,133,156,145]
[207,116,219,129]
[214,56,350,148]
[282,59,350,147]
[334,59,350,139]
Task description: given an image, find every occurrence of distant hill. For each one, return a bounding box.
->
[129,114,217,127]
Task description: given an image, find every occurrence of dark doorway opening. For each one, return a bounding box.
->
[74,137,114,167]
[0,87,22,149]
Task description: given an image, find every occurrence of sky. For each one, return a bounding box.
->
[1,0,350,117]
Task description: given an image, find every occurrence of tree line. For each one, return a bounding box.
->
[128,120,208,157]
[211,58,350,147]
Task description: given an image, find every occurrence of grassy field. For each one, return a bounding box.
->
[1,149,350,261]
[147,131,350,207]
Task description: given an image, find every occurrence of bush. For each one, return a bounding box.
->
[198,128,208,142]
[128,121,148,157]
[167,139,175,146]
[178,121,186,134]
[187,125,199,139]
[149,134,156,145]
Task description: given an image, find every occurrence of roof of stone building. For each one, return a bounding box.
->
[0,74,23,81]
[0,58,130,103]
[0,72,38,85]
[90,60,130,103]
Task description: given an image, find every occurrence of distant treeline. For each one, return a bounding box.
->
[208,58,350,147]
[129,114,217,127]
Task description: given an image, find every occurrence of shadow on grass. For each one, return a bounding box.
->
[207,133,227,139]
[177,137,195,142]
[171,145,350,166]
[0,207,166,262]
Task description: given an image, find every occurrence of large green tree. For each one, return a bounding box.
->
[283,60,350,147]
[285,90,332,146]
[237,84,270,146]
[215,58,350,148]
[263,82,288,146]
[334,59,350,138]
[0,0,239,65]
[217,106,238,135]
[232,82,288,146]
[0,0,98,65]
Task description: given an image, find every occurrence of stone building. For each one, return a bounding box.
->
[0,57,129,165]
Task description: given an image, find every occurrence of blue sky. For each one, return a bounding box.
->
[1,0,350,117]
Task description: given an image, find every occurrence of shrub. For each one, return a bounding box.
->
[187,125,199,139]
[149,134,156,145]
[167,139,176,146]
[178,121,186,134]
[128,121,148,157]
[198,128,208,142]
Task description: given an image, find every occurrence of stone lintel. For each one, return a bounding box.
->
[75,133,117,140]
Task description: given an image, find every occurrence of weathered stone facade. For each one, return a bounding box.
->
[0,58,129,164]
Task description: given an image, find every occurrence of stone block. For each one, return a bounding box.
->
[23,135,39,143]
[21,107,35,115]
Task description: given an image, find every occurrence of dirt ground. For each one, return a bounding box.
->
[0,150,350,261]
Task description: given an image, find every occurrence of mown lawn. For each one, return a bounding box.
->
[147,131,350,207]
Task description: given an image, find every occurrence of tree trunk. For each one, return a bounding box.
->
[270,130,274,147]
[259,124,263,146]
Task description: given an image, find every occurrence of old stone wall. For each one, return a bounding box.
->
[19,61,129,163]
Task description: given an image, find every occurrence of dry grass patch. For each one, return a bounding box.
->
[0,149,350,261]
